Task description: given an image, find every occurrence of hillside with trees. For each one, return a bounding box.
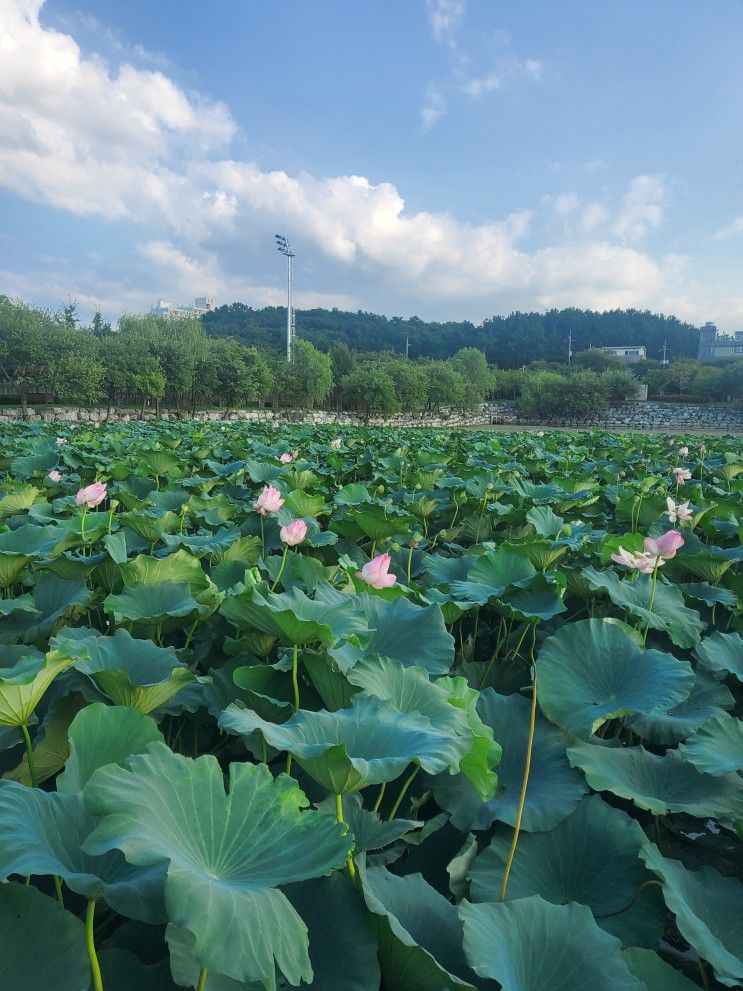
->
[203,304,699,366]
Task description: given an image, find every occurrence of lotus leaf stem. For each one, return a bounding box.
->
[335,794,357,880]
[20,722,37,788]
[196,966,208,991]
[373,782,386,813]
[388,765,420,821]
[499,666,538,902]
[86,900,104,991]
[80,506,87,543]
[53,875,64,906]
[271,544,289,592]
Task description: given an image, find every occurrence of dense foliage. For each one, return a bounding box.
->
[0,420,740,990]
[203,303,700,365]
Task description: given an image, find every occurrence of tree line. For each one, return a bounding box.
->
[203,303,700,365]
[0,296,739,420]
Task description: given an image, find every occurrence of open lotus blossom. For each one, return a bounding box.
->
[356,552,397,589]
[47,470,62,483]
[253,484,284,515]
[55,437,66,446]
[699,443,706,454]
[644,530,685,562]
[610,547,656,574]
[668,438,675,445]
[678,446,689,457]
[279,519,308,546]
[279,451,298,464]
[665,497,693,524]
[75,481,107,509]
[672,467,692,485]
[330,438,342,449]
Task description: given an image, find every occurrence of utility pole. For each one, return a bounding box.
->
[274,233,296,362]
[661,340,668,367]
[567,329,573,365]
[405,336,410,360]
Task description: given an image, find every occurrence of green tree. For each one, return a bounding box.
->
[198,338,273,413]
[597,367,639,403]
[273,339,333,409]
[0,296,57,419]
[384,358,429,412]
[572,349,623,372]
[519,370,609,418]
[425,362,478,412]
[340,365,398,420]
[450,347,494,398]
[48,328,104,406]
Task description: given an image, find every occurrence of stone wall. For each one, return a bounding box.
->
[0,401,740,432]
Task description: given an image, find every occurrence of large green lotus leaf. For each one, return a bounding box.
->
[220,584,368,645]
[627,670,734,744]
[334,793,421,852]
[162,528,242,558]
[460,897,644,991]
[434,689,587,832]
[104,582,210,625]
[468,795,663,948]
[567,741,743,822]
[120,549,212,596]
[0,782,165,922]
[0,484,40,517]
[679,714,743,776]
[345,504,412,540]
[0,522,66,557]
[221,694,468,793]
[3,693,86,785]
[0,649,76,726]
[219,534,262,564]
[640,844,743,988]
[675,545,739,583]
[496,572,567,621]
[346,656,500,799]
[359,865,482,991]
[57,703,164,795]
[0,551,31,590]
[0,882,90,991]
[65,628,197,713]
[140,449,183,477]
[694,631,743,681]
[622,948,700,991]
[502,537,569,571]
[7,575,94,642]
[0,592,39,618]
[449,548,536,605]
[526,505,565,538]
[582,567,704,648]
[120,509,180,543]
[680,582,738,609]
[283,490,328,518]
[536,619,694,737]
[232,663,296,722]
[351,592,455,675]
[167,925,263,989]
[84,744,352,988]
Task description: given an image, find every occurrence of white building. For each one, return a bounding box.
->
[600,346,647,364]
[149,296,215,319]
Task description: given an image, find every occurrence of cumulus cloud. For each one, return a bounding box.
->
[613,174,666,243]
[0,2,697,324]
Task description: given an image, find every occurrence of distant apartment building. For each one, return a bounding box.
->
[600,346,647,364]
[150,296,215,319]
[698,321,743,361]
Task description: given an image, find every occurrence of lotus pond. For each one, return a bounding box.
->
[0,421,741,991]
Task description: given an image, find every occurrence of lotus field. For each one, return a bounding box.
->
[0,421,742,991]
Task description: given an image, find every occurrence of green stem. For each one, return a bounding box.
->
[406,546,413,584]
[259,515,264,554]
[373,781,386,813]
[335,794,357,880]
[196,967,208,991]
[184,619,199,651]
[86,900,104,991]
[388,766,420,821]
[508,622,531,662]
[80,506,87,543]
[500,667,538,901]
[642,564,659,645]
[20,723,37,788]
[290,642,300,712]
[271,544,288,592]
[54,874,64,906]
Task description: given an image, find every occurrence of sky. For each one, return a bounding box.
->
[3,0,743,330]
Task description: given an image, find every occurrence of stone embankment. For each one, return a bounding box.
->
[0,401,739,432]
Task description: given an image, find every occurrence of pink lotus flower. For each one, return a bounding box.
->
[356,552,397,589]
[47,470,62,483]
[279,519,308,546]
[665,497,693,524]
[611,547,656,574]
[330,438,342,449]
[75,481,107,509]
[644,530,684,561]
[279,451,299,464]
[253,484,284,516]
[699,443,706,454]
[672,467,692,485]
[678,446,689,457]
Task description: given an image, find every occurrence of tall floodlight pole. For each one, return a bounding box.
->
[567,329,573,364]
[274,233,296,362]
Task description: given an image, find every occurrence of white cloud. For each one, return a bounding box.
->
[712,216,743,240]
[0,2,702,326]
[463,57,541,100]
[613,174,666,243]
[420,85,447,132]
[426,0,466,42]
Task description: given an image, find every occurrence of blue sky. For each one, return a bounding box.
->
[3,0,743,329]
